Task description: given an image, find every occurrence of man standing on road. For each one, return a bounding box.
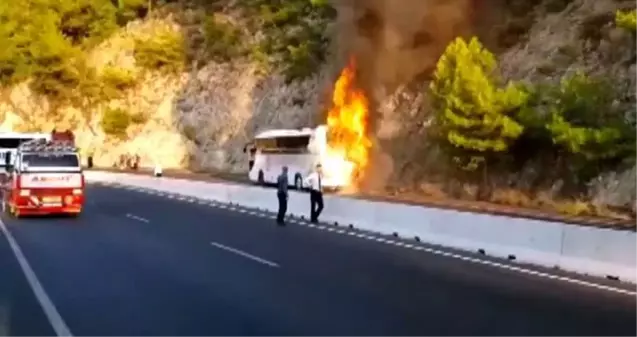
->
[276,166,289,226]
[304,164,324,223]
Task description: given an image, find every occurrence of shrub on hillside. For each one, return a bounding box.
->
[510,71,635,192]
[53,0,118,46]
[134,29,186,73]
[546,73,631,158]
[100,66,137,99]
[101,107,131,138]
[243,0,335,81]
[616,9,637,32]
[115,0,149,25]
[545,73,635,183]
[203,16,243,62]
[130,112,149,124]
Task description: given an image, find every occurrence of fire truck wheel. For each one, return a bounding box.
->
[10,206,20,218]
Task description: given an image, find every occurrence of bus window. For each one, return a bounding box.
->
[255,138,277,151]
[256,136,311,153]
[276,136,310,151]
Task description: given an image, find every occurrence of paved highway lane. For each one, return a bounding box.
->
[0,226,56,336]
[0,184,635,336]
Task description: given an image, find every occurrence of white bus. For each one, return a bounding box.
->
[248,125,354,190]
[0,132,52,174]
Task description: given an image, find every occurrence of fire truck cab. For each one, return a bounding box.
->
[3,133,84,218]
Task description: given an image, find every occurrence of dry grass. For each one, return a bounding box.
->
[417,182,448,199]
[490,188,535,208]
[490,187,632,219]
[553,199,595,216]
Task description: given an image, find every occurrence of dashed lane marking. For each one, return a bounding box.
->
[210,242,279,268]
[125,213,150,223]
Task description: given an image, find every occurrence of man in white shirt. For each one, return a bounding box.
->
[304,164,324,223]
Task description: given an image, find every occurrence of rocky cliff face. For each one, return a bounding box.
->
[0,0,634,212]
[0,14,333,172]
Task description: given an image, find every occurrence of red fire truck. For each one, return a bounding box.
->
[2,131,84,217]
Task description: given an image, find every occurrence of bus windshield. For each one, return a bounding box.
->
[22,153,79,168]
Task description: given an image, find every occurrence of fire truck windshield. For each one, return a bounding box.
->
[21,153,80,168]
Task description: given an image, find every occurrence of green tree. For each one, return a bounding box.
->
[544,73,635,185]
[546,73,634,159]
[134,29,185,73]
[430,37,527,172]
[27,28,86,100]
[0,0,122,100]
[101,107,131,138]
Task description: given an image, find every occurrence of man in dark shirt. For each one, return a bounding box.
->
[276,166,289,225]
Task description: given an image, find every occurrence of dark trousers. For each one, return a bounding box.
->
[277,192,287,223]
[310,190,323,222]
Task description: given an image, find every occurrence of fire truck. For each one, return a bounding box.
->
[2,131,84,217]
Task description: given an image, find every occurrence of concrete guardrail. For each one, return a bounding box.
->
[85,170,637,283]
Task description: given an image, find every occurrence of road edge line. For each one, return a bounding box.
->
[0,218,73,336]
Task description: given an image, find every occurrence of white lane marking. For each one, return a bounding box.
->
[210,242,279,268]
[0,219,73,336]
[409,243,636,295]
[125,213,150,223]
[111,184,634,295]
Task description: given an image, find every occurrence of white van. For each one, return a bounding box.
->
[248,125,354,190]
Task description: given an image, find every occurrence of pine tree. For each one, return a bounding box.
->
[430,37,527,171]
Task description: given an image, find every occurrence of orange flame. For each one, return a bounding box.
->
[326,59,372,186]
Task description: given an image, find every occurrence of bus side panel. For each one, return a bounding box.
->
[254,152,316,184]
[249,152,268,183]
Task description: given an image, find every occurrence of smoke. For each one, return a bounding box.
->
[332,0,486,191]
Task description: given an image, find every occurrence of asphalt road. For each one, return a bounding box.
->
[0,184,635,336]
